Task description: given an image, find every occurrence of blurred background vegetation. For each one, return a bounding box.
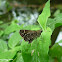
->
[0,0,62,45]
[0,0,62,62]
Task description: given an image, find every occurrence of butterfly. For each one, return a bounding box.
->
[19,30,42,43]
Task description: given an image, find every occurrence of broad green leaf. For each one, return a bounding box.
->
[4,23,20,34]
[37,0,50,31]
[0,39,8,52]
[8,31,21,48]
[21,27,52,62]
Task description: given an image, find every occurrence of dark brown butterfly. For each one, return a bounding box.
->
[19,30,42,43]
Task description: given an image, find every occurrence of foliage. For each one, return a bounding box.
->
[0,0,62,62]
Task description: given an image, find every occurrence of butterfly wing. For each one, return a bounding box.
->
[19,30,42,43]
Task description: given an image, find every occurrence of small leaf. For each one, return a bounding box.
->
[47,18,55,32]
[16,53,24,62]
[0,23,9,29]
[0,39,8,52]
[54,13,62,28]
[53,9,60,17]
[4,23,20,34]
[0,46,21,62]
[0,30,3,37]
[0,50,16,59]
[8,31,21,48]
[37,0,50,31]
[47,13,62,32]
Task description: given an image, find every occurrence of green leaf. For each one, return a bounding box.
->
[16,53,24,62]
[0,34,8,41]
[8,31,21,48]
[49,43,62,62]
[0,39,8,52]
[21,27,52,62]
[0,60,9,62]
[12,46,21,52]
[0,30,3,37]
[37,0,50,31]
[0,46,21,62]
[47,18,55,32]
[0,50,16,60]
[21,25,41,30]
[47,13,62,32]
[4,23,20,34]
[55,13,62,28]
[0,23,9,29]
[53,9,60,17]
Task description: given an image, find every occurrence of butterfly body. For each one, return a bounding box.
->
[19,30,42,43]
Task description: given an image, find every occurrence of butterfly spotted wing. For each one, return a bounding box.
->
[19,30,42,43]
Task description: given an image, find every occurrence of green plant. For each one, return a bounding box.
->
[0,0,62,62]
